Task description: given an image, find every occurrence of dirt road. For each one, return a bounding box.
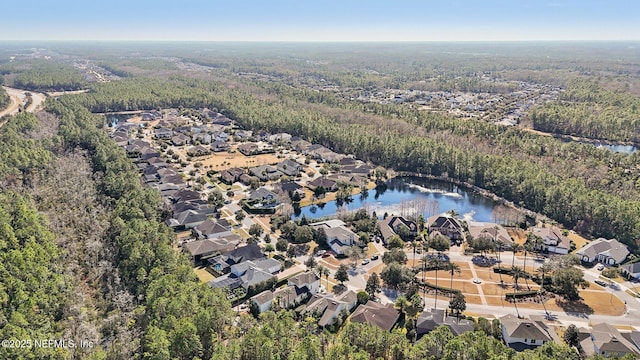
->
[0,86,47,119]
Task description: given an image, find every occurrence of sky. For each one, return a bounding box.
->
[1,0,638,42]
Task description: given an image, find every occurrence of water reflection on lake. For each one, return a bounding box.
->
[293,177,499,221]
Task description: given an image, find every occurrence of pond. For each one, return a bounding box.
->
[292,177,500,221]
[560,138,638,154]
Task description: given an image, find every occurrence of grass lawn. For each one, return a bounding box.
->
[568,232,590,251]
[193,267,215,283]
[507,228,527,246]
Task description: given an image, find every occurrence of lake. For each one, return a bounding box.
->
[293,177,500,221]
[560,138,638,154]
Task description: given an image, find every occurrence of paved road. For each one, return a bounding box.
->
[0,86,47,121]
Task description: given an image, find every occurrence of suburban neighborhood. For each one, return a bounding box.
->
[110,107,640,357]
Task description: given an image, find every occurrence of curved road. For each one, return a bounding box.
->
[0,86,47,120]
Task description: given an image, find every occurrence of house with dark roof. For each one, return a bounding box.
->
[350,301,400,331]
[183,236,240,264]
[187,145,210,157]
[211,140,230,152]
[277,159,303,177]
[621,262,640,280]
[172,133,191,146]
[278,181,304,197]
[416,308,474,339]
[244,188,280,213]
[427,215,464,242]
[249,165,282,181]
[308,177,338,192]
[288,271,320,297]
[208,243,264,274]
[378,216,418,243]
[500,314,558,351]
[579,323,640,357]
[530,226,569,254]
[219,167,246,185]
[237,143,259,156]
[166,209,209,229]
[171,189,201,204]
[154,127,173,139]
[576,238,629,265]
[193,218,233,239]
[304,290,358,328]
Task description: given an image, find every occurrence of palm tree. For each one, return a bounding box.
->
[420,255,431,286]
[495,239,505,284]
[394,296,409,317]
[446,262,461,291]
[430,258,443,310]
[317,265,330,292]
[522,241,532,290]
[537,262,552,315]
[510,243,521,268]
[511,266,524,290]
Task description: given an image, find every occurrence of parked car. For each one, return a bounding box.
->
[594,279,608,287]
[472,278,482,284]
[597,264,605,271]
[361,259,370,265]
[371,255,379,261]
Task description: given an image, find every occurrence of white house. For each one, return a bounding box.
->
[579,323,640,357]
[530,227,570,255]
[251,290,275,313]
[500,314,557,350]
[288,271,320,296]
[576,238,629,265]
[311,219,360,255]
[621,262,640,281]
[304,290,358,328]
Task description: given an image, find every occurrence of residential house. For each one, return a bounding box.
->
[350,301,400,331]
[530,227,570,255]
[378,216,418,243]
[154,127,173,139]
[468,221,514,248]
[427,215,464,242]
[166,209,209,229]
[500,314,558,351]
[208,243,265,274]
[171,189,202,204]
[287,271,320,297]
[238,143,259,156]
[219,167,246,185]
[579,323,640,357]
[308,177,338,192]
[277,159,303,177]
[249,165,282,182]
[292,139,312,152]
[621,262,640,281]
[183,236,240,264]
[193,132,212,144]
[239,174,255,185]
[278,181,304,199]
[310,219,359,255]
[211,140,230,152]
[577,238,629,265]
[251,290,275,314]
[193,218,233,239]
[245,187,280,213]
[416,308,474,339]
[186,145,210,157]
[268,133,292,144]
[304,290,358,328]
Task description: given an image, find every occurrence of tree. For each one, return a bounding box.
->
[348,246,364,269]
[335,264,349,284]
[235,210,246,222]
[387,235,404,249]
[382,248,408,265]
[552,267,588,300]
[248,223,263,238]
[449,293,467,319]
[563,324,580,348]
[286,245,296,259]
[396,224,411,241]
[510,243,522,268]
[428,234,451,253]
[394,296,409,316]
[317,265,330,291]
[357,291,369,305]
[381,262,414,290]
[208,190,224,208]
[365,273,381,298]
[305,256,317,269]
[276,238,289,253]
[430,257,444,309]
[511,266,525,289]
[292,225,314,244]
[446,262,461,291]
[314,227,327,245]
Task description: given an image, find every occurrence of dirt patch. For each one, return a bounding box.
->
[507,228,527,246]
[568,232,589,251]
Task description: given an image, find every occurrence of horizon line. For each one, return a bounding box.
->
[1,39,639,43]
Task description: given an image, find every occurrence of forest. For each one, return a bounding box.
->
[1,42,640,359]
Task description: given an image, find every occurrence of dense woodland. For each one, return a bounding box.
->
[1,42,640,359]
[0,86,8,110]
[4,60,87,92]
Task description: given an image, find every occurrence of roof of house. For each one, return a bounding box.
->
[279,181,302,193]
[531,227,570,250]
[500,314,553,342]
[240,267,275,288]
[324,226,356,244]
[427,215,463,232]
[416,308,474,337]
[577,238,630,263]
[308,177,337,189]
[350,301,400,331]
[468,221,513,245]
[184,237,238,257]
[581,323,639,356]
[195,218,231,237]
[288,271,319,288]
[310,219,346,229]
[250,188,277,201]
[231,258,281,276]
[251,289,275,305]
[622,262,640,274]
